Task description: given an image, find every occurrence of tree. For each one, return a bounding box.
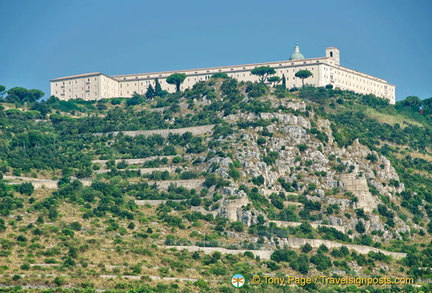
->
[0,218,6,232]
[230,221,244,232]
[6,87,44,104]
[30,101,50,118]
[18,183,34,196]
[145,84,155,99]
[295,70,313,86]
[0,85,5,97]
[211,72,229,79]
[154,79,163,96]
[401,96,421,107]
[267,76,281,87]
[355,221,366,234]
[251,66,276,83]
[126,92,144,106]
[301,243,312,253]
[166,73,187,92]
[281,74,286,89]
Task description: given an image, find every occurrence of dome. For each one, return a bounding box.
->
[289,44,305,60]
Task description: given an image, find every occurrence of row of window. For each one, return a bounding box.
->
[58,77,98,86]
[117,60,324,82]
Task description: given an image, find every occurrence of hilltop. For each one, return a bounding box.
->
[0,79,431,293]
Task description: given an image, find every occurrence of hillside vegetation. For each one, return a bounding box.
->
[0,80,431,293]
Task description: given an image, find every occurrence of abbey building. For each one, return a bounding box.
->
[50,45,395,104]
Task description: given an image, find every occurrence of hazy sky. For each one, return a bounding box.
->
[1,0,431,101]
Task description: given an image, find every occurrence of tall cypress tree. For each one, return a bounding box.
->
[145,84,155,99]
[282,74,286,89]
[154,79,162,96]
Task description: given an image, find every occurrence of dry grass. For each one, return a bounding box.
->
[364,108,423,128]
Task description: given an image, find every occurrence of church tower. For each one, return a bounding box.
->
[326,47,340,65]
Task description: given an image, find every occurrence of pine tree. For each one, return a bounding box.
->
[282,74,286,89]
[154,79,162,96]
[145,84,155,99]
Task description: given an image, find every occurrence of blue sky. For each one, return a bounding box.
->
[1,0,431,101]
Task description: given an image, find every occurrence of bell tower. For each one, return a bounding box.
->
[326,47,340,65]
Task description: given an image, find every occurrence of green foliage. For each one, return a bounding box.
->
[0,219,6,232]
[228,167,240,181]
[271,249,297,262]
[245,82,268,98]
[211,72,229,79]
[310,253,332,271]
[145,84,156,99]
[366,153,378,162]
[267,76,281,86]
[251,66,276,82]
[295,70,313,86]
[17,182,34,196]
[355,221,366,233]
[126,92,145,106]
[213,123,234,138]
[257,137,266,145]
[281,74,286,89]
[69,221,82,231]
[154,79,163,96]
[5,87,44,104]
[204,174,229,189]
[166,73,187,92]
[263,151,279,165]
[230,221,244,232]
[297,144,307,152]
[251,175,264,186]
[301,243,312,253]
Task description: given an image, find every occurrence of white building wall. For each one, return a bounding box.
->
[50,73,120,101]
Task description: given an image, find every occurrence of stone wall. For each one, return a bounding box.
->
[5,177,92,190]
[282,238,406,259]
[165,238,406,260]
[94,167,175,175]
[92,156,175,166]
[135,200,182,206]
[164,245,273,260]
[271,220,346,233]
[149,179,204,190]
[93,125,215,138]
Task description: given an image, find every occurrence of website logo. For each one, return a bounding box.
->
[231,273,245,288]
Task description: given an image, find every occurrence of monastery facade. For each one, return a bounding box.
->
[50,45,395,104]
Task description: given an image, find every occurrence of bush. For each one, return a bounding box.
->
[297,144,307,152]
[244,251,254,259]
[355,221,366,234]
[18,182,34,196]
[230,221,244,232]
[211,72,229,79]
[310,253,332,271]
[245,82,268,98]
[0,219,6,232]
[69,221,82,231]
[257,137,266,145]
[271,249,297,262]
[17,235,27,242]
[252,175,264,186]
[20,263,30,270]
[301,243,312,253]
